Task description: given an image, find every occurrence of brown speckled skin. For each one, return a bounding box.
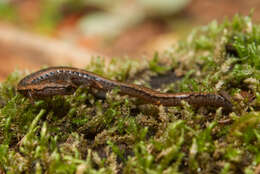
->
[17,66,233,112]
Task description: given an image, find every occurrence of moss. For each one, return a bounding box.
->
[0,15,260,173]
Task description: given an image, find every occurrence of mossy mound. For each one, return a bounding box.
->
[0,15,259,174]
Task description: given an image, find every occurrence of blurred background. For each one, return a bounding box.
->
[0,0,259,81]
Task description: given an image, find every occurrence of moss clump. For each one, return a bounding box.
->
[0,15,260,174]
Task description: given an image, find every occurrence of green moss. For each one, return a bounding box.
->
[149,52,171,74]
[0,15,260,173]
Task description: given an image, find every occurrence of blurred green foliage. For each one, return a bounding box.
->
[0,1,17,21]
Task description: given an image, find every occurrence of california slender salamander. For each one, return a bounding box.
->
[17,66,233,111]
